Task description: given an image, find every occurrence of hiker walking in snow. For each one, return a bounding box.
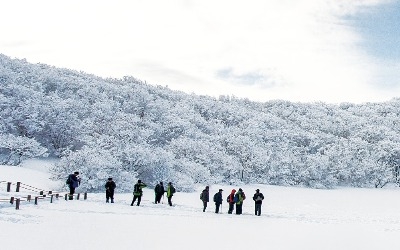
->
[66,171,81,196]
[200,186,210,212]
[154,181,165,204]
[253,189,264,216]
[235,188,245,215]
[131,180,147,206]
[105,177,116,203]
[166,182,176,206]
[213,189,223,213]
[227,189,236,214]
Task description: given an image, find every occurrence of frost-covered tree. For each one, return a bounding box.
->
[2,53,400,190]
[0,134,47,165]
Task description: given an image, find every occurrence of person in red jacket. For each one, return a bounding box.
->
[227,189,236,214]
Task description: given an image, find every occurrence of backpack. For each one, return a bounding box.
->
[233,193,239,203]
[200,192,203,200]
[66,175,71,185]
[242,192,246,200]
[171,186,176,193]
[226,195,230,203]
[213,193,218,202]
[155,184,160,193]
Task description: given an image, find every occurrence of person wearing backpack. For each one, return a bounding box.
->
[66,171,81,197]
[213,189,223,213]
[253,189,265,216]
[235,188,245,215]
[154,181,165,204]
[200,186,209,212]
[130,180,147,206]
[227,189,236,214]
[105,177,116,203]
[166,182,176,206]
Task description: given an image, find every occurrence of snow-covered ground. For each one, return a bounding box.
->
[1,160,400,250]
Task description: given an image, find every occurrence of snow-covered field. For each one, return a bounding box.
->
[1,160,400,250]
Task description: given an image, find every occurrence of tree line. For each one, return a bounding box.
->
[1,54,400,192]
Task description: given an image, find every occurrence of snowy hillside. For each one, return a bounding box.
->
[1,161,400,250]
[2,54,400,190]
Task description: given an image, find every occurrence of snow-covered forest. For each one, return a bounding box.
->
[1,54,400,191]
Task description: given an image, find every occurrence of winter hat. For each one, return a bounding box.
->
[160,181,163,185]
[239,188,243,191]
[138,180,142,183]
[74,171,79,175]
[256,189,260,192]
[219,189,223,192]
[108,178,113,181]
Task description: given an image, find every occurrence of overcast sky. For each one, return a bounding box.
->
[1,0,399,104]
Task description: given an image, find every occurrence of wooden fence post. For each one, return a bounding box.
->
[50,195,53,203]
[10,197,14,204]
[27,195,31,202]
[34,197,38,205]
[15,198,20,210]
[7,182,11,192]
[16,182,20,192]
[65,194,68,201]
[77,193,80,200]
[84,192,87,200]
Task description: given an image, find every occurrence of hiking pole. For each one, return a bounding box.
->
[162,194,164,204]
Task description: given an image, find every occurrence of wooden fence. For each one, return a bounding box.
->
[0,180,87,210]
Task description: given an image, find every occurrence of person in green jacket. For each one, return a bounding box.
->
[235,188,246,215]
[130,180,147,206]
[166,182,176,206]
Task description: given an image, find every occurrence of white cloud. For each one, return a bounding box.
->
[0,0,397,103]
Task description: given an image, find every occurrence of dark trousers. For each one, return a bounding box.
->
[203,201,208,212]
[255,203,262,216]
[236,204,243,214]
[228,203,234,214]
[131,195,142,206]
[155,194,163,203]
[69,187,75,195]
[106,190,114,203]
[215,203,221,213]
[167,196,172,206]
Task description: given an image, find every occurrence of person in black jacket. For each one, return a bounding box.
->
[105,177,116,203]
[154,181,165,204]
[67,171,81,196]
[253,189,264,216]
[200,186,209,212]
[213,189,223,213]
